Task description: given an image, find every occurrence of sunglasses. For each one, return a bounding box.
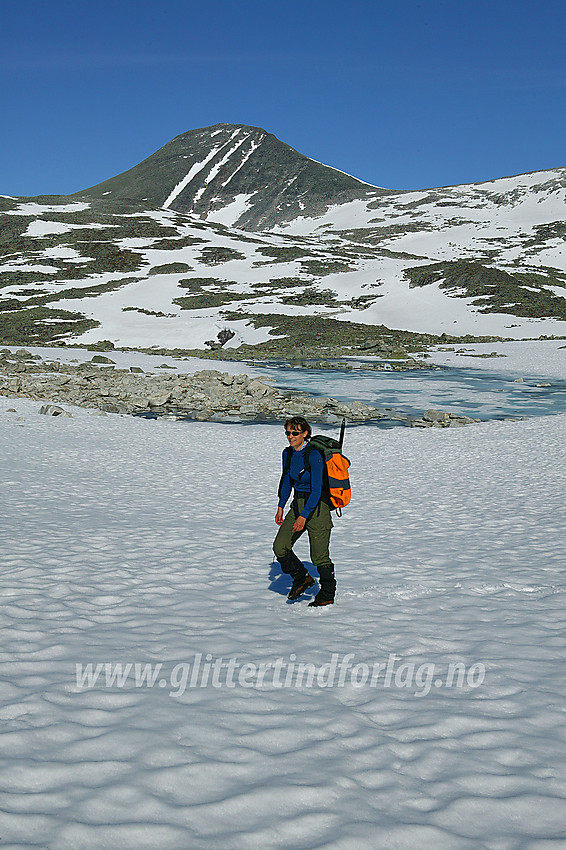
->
[285,430,301,436]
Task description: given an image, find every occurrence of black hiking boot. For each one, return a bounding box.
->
[287,574,315,601]
[308,593,334,607]
[309,565,335,607]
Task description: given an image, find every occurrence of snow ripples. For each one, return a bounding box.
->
[1,401,566,847]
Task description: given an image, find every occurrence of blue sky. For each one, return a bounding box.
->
[1,0,565,196]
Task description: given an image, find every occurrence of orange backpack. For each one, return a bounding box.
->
[305,433,351,514]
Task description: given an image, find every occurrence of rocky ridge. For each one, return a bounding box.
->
[0,349,479,427]
[0,349,385,423]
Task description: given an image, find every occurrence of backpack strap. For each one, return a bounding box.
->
[302,444,330,506]
[301,443,321,473]
[277,446,293,498]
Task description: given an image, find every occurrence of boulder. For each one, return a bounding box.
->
[148,393,172,407]
[246,379,273,397]
[423,409,449,424]
[39,404,72,417]
[411,410,480,428]
[90,355,116,364]
[196,369,223,381]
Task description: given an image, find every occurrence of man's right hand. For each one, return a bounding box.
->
[275,507,284,525]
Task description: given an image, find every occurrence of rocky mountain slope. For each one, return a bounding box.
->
[1,124,566,355]
[78,124,386,231]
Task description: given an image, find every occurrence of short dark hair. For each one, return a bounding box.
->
[284,416,311,438]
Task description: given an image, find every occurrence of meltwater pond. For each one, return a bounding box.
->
[254,361,566,423]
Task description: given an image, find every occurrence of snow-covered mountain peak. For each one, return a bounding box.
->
[78,123,385,230]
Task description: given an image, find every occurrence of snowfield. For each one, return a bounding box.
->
[1,358,566,847]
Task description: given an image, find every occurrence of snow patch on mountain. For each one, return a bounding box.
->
[220,139,262,188]
[24,220,82,237]
[0,261,59,274]
[91,314,274,349]
[6,201,90,216]
[206,193,256,226]
[162,145,225,210]
[337,268,566,338]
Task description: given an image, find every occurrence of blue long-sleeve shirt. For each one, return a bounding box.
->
[278,444,324,519]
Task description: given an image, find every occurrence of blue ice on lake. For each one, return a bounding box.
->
[255,360,566,423]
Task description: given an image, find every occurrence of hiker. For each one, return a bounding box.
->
[273,416,336,606]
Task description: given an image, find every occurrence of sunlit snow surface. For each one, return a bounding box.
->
[1,344,566,847]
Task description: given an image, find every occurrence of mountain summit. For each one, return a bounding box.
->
[79,123,385,229]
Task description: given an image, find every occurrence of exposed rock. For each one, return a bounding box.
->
[0,356,481,427]
[148,393,173,408]
[246,379,274,397]
[423,409,450,424]
[90,355,116,364]
[39,404,72,417]
[1,377,22,392]
[411,410,480,428]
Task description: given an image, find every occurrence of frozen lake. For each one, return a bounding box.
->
[252,360,566,423]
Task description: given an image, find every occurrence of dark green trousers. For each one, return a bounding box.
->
[273,495,336,597]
